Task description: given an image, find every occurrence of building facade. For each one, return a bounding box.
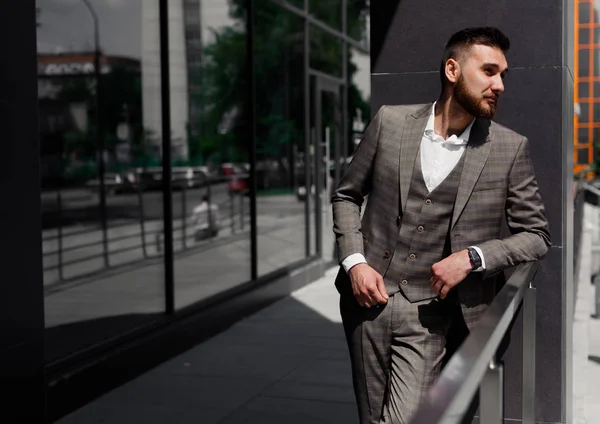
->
[29,0,370,420]
[575,0,600,176]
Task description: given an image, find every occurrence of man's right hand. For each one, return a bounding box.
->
[348,263,389,308]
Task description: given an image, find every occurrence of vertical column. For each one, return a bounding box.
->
[370,1,573,422]
[0,0,45,421]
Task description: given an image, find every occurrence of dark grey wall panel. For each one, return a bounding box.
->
[372,68,565,246]
[371,72,440,109]
[371,0,564,75]
[0,0,45,420]
[1,341,45,422]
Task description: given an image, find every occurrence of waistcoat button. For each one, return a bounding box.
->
[401,279,408,286]
[425,199,432,205]
[409,253,416,260]
[417,225,424,232]
[383,251,390,259]
[396,216,401,226]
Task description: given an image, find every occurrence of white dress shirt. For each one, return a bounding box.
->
[342,103,486,273]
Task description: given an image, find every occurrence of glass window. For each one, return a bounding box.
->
[578,126,589,143]
[593,104,600,123]
[580,2,591,24]
[578,147,591,165]
[174,0,251,309]
[309,0,342,29]
[579,82,590,98]
[346,0,370,44]
[594,48,600,77]
[254,1,308,276]
[594,127,600,145]
[310,25,343,77]
[580,48,591,77]
[580,28,591,45]
[580,101,590,122]
[285,0,305,8]
[38,0,165,363]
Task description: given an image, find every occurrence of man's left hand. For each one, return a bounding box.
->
[429,250,472,299]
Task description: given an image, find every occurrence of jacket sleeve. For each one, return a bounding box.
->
[477,137,551,276]
[332,105,385,263]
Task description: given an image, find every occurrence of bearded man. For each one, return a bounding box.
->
[332,27,551,424]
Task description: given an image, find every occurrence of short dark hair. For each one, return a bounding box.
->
[440,27,510,86]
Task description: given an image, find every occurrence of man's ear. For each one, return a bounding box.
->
[445,58,460,84]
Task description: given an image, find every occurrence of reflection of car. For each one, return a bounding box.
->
[85,172,137,194]
[86,166,211,194]
[221,163,249,194]
[137,166,207,190]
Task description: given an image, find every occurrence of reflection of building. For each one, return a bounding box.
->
[183,0,203,139]
[141,0,233,161]
[38,52,140,100]
[37,52,142,184]
[574,0,600,175]
[142,1,199,161]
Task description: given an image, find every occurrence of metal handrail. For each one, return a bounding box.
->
[409,261,538,424]
[42,179,251,282]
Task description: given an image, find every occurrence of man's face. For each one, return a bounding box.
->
[453,44,508,119]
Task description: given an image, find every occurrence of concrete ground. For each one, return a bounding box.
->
[55,205,600,424]
[573,204,600,424]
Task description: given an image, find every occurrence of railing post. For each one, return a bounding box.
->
[206,181,213,238]
[522,282,537,424]
[594,274,600,319]
[57,190,64,281]
[480,359,504,424]
[181,184,187,249]
[137,177,148,258]
[240,191,245,230]
[230,187,235,234]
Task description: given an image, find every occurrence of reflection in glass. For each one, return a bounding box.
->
[347,0,370,45]
[309,0,342,29]
[255,2,308,276]
[173,0,252,309]
[310,25,344,77]
[38,0,165,363]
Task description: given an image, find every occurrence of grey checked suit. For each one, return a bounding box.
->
[332,103,551,423]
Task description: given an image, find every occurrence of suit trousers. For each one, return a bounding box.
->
[340,288,468,424]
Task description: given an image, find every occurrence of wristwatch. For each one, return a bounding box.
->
[467,247,482,270]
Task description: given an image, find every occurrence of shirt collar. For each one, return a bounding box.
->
[424,102,474,146]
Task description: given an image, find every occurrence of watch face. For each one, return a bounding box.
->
[468,248,481,268]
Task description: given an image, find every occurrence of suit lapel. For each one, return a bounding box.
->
[451,118,493,229]
[400,104,432,214]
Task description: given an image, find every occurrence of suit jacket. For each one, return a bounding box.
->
[332,103,551,327]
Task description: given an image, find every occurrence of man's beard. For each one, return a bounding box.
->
[454,75,498,119]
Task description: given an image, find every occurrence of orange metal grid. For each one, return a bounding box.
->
[574,0,596,174]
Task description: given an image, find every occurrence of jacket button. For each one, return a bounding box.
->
[417,225,424,232]
[409,253,416,260]
[396,216,401,226]
[425,199,432,205]
[383,251,390,259]
[401,279,408,286]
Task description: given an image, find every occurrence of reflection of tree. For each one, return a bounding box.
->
[189,0,370,170]
[55,65,147,167]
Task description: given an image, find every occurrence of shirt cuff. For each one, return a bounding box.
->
[470,246,486,272]
[342,253,367,273]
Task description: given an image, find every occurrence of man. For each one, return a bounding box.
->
[193,194,220,240]
[332,27,550,424]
